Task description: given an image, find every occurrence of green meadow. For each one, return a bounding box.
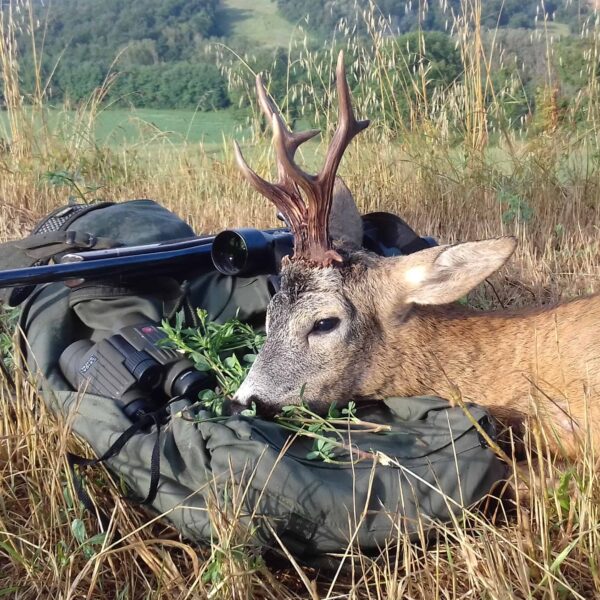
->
[0,107,249,147]
[218,0,305,48]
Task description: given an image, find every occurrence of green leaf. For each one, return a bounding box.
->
[342,401,357,418]
[198,390,215,401]
[0,541,27,568]
[193,356,212,371]
[240,403,257,417]
[62,485,74,510]
[224,355,240,369]
[86,532,107,546]
[327,402,341,419]
[306,451,320,460]
[71,518,87,544]
[550,536,580,572]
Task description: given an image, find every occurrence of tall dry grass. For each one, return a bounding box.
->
[2,0,600,598]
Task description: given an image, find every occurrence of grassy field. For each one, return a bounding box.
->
[3,120,600,600]
[4,128,600,599]
[2,2,600,599]
[218,0,309,48]
[0,107,248,147]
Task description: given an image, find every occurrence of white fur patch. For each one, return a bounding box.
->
[405,265,428,286]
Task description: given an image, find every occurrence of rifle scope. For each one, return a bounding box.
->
[211,228,294,277]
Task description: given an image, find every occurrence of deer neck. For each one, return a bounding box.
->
[375,303,551,407]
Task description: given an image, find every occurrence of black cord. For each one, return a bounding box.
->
[67,409,166,531]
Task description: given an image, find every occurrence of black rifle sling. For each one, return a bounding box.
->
[67,409,165,531]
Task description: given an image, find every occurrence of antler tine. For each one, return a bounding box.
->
[234,52,369,267]
[318,51,370,189]
[270,51,369,202]
[233,76,320,237]
[233,140,304,231]
[255,75,319,162]
[269,51,369,264]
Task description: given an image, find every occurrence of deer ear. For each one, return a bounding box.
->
[328,178,363,248]
[394,237,517,305]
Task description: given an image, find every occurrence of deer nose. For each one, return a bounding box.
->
[228,375,260,414]
[230,376,281,417]
[227,395,259,415]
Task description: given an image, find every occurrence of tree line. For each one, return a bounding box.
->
[9,0,230,110]
[276,0,586,35]
[0,0,596,120]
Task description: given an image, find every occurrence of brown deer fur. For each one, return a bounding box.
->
[231,52,599,459]
[233,242,600,459]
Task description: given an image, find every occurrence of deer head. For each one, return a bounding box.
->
[230,52,517,416]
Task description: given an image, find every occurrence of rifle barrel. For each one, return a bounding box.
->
[60,235,216,262]
[0,243,215,288]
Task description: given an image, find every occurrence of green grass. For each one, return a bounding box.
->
[0,107,250,147]
[92,108,246,145]
[540,21,571,36]
[218,0,310,48]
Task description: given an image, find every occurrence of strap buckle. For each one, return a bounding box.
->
[65,230,98,249]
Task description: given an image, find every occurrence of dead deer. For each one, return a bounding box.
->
[230,51,600,459]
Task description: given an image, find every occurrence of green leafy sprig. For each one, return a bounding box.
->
[161,311,391,464]
[275,402,391,463]
[160,309,264,416]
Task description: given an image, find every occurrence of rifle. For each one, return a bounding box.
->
[0,228,294,290]
[0,212,437,297]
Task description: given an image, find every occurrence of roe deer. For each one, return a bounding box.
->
[231,51,600,459]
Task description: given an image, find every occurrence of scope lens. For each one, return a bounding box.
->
[212,231,248,275]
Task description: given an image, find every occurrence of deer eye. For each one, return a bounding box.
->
[311,317,340,334]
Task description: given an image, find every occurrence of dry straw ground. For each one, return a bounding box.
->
[2,1,600,598]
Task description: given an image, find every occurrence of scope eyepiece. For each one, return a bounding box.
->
[211,228,293,277]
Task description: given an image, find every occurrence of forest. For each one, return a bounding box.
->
[0,0,595,117]
[276,0,584,34]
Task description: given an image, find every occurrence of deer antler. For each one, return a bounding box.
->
[234,50,369,267]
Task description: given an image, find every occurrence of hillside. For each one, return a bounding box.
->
[7,0,228,109]
[0,0,594,114]
[218,0,305,48]
[276,0,587,34]
[36,0,220,67]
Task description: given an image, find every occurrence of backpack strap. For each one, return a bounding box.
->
[0,202,121,306]
[67,408,166,532]
[12,230,118,261]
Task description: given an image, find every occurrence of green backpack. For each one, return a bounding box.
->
[5,199,507,567]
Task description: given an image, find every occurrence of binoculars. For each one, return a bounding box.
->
[59,323,213,419]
